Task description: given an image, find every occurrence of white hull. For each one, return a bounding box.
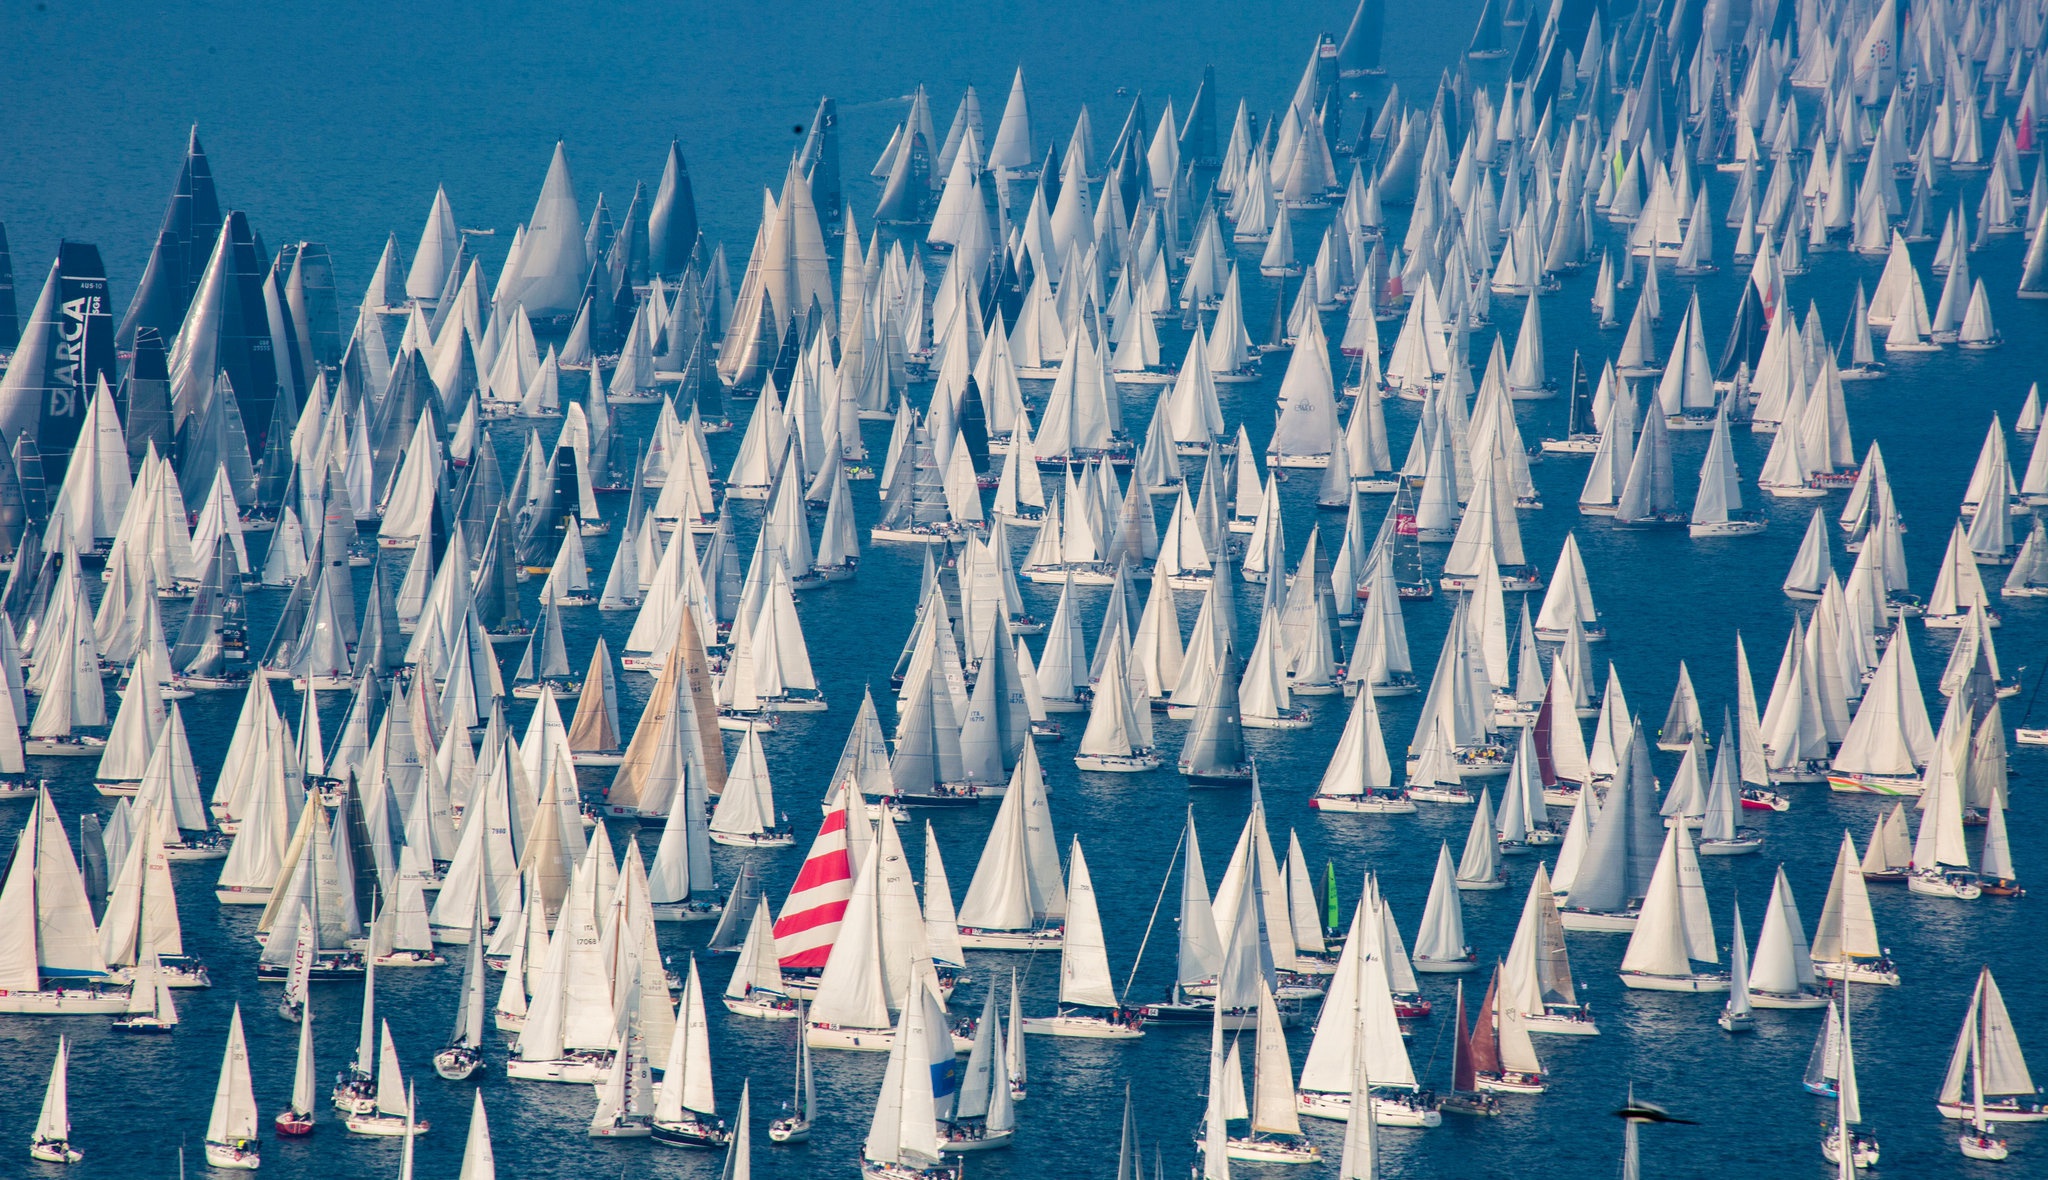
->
[1295,1090,1441,1127]
[214,885,272,906]
[1811,960,1900,986]
[1908,872,1983,899]
[650,902,724,922]
[1019,1014,1143,1040]
[1523,1009,1600,1036]
[204,1142,260,1170]
[709,831,798,848]
[504,1054,611,1083]
[939,1127,1017,1153]
[1073,752,1161,772]
[1937,1100,2048,1123]
[0,988,129,1014]
[722,994,801,1020]
[1558,908,1640,932]
[808,1023,975,1052]
[24,738,106,757]
[956,929,1063,951]
[1310,794,1418,814]
[1619,971,1731,992]
[1747,987,1829,1010]
[1195,1135,1321,1163]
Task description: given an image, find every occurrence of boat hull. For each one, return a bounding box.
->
[1018,1014,1144,1040]
[1938,1099,2048,1122]
[0,988,129,1014]
[1619,971,1731,992]
[503,1054,611,1083]
[1295,1090,1442,1127]
[1310,794,1418,814]
[1746,987,1830,1010]
[1557,909,1639,932]
[1522,1009,1600,1036]
[433,1047,483,1080]
[939,1127,1016,1153]
[345,1112,427,1137]
[955,929,1063,952]
[723,994,801,1020]
[650,1119,728,1150]
[204,1142,260,1170]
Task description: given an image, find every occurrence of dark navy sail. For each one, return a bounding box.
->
[0,222,17,353]
[0,241,115,484]
[117,126,224,350]
[648,140,699,277]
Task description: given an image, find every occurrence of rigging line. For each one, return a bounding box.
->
[1120,819,1186,1006]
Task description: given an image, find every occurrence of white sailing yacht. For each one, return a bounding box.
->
[434,906,489,1079]
[274,996,316,1135]
[1021,839,1142,1038]
[1938,968,2043,1128]
[1617,825,1729,992]
[1294,886,1440,1127]
[1200,978,1321,1163]
[29,1036,81,1163]
[204,1005,260,1169]
[1410,844,1477,972]
[1501,864,1597,1035]
[724,897,799,1019]
[346,1022,429,1136]
[955,740,1065,950]
[1810,833,1898,986]
[710,728,794,846]
[860,976,963,1180]
[1311,684,1413,812]
[1745,866,1826,1008]
[651,956,728,1147]
[0,788,124,1012]
[939,986,1018,1152]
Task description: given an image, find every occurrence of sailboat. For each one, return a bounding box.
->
[113,950,180,1032]
[346,1021,430,1135]
[1810,833,1899,986]
[1441,980,1502,1116]
[1858,804,1913,881]
[590,1017,655,1138]
[1310,682,1413,812]
[939,986,1018,1152]
[724,897,799,1018]
[1410,844,1477,972]
[769,1003,817,1142]
[652,956,731,1147]
[1471,965,1545,1094]
[1746,866,1826,1009]
[710,728,795,846]
[1908,707,1982,899]
[434,906,489,1079]
[1021,839,1143,1038]
[1719,894,1755,1033]
[860,976,963,1180]
[1294,882,1440,1127]
[0,787,126,1012]
[1200,979,1320,1162]
[204,1005,260,1169]
[274,996,316,1135]
[1820,977,1879,1169]
[1617,825,1729,992]
[955,740,1065,950]
[30,1036,81,1163]
[1938,968,2043,1126]
[1501,863,1597,1036]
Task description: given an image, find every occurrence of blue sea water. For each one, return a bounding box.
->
[1,2,2045,1178]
